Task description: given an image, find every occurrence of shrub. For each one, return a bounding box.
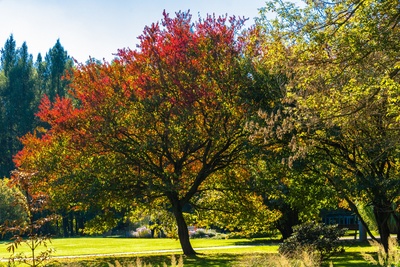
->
[1,171,58,267]
[363,238,400,266]
[279,222,346,264]
[189,228,216,238]
[0,178,27,228]
[133,226,152,238]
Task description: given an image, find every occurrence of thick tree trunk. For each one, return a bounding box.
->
[171,198,196,256]
[374,205,392,254]
[276,205,299,240]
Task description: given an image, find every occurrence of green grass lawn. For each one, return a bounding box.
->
[0,237,278,258]
[0,237,382,266]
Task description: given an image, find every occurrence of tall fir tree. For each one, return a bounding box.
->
[0,35,18,177]
[45,39,72,101]
[0,35,17,76]
[34,53,49,99]
[0,37,36,177]
[0,37,73,178]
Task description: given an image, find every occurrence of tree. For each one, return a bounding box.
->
[0,35,18,177]
[34,53,49,100]
[14,11,277,256]
[44,39,73,101]
[248,155,340,239]
[253,0,400,253]
[0,34,17,76]
[2,171,56,267]
[0,37,36,177]
[241,30,339,239]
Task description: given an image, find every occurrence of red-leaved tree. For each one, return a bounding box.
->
[14,11,275,255]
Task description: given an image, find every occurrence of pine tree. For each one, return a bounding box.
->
[34,53,49,98]
[0,34,17,76]
[45,39,72,101]
[0,37,35,177]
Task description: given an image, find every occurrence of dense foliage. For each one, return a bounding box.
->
[12,11,278,255]
[1,0,399,259]
[252,0,400,253]
[0,178,27,227]
[0,35,73,178]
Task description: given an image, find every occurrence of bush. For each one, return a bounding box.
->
[189,228,216,239]
[133,226,152,238]
[363,238,400,266]
[0,178,27,227]
[279,222,346,264]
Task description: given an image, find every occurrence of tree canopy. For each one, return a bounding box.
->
[252,0,400,253]
[13,11,277,255]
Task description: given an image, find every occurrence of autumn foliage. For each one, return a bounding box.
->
[13,11,276,255]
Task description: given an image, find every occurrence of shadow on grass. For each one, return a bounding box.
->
[233,238,281,246]
[185,254,239,267]
[46,251,376,267]
[48,254,241,267]
[330,252,371,267]
[43,239,375,267]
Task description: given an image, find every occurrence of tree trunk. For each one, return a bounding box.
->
[77,212,85,236]
[343,195,378,242]
[171,197,196,256]
[276,205,299,240]
[69,212,74,237]
[374,204,392,254]
[397,215,400,243]
[62,213,69,237]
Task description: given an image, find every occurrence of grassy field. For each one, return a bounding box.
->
[0,237,382,266]
[0,237,277,257]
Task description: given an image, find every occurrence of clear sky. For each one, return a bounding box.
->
[0,0,267,63]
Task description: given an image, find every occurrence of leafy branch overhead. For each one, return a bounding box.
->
[253,0,400,254]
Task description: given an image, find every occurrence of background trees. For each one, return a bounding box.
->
[0,36,73,178]
[45,39,73,101]
[0,36,36,177]
[242,35,340,239]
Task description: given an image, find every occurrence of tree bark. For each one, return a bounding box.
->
[276,205,299,240]
[62,212,69,237]
[69,212,74,237]
[343,194,379,242]
[170,196,196,256]
[374,204,392,254]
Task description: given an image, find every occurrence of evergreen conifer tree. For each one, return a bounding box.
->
[0,37,35,177]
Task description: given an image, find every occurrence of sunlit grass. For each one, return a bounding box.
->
[0,237,277,259]
[0,237,383,266]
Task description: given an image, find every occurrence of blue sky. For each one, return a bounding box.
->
[0,0,267,63]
